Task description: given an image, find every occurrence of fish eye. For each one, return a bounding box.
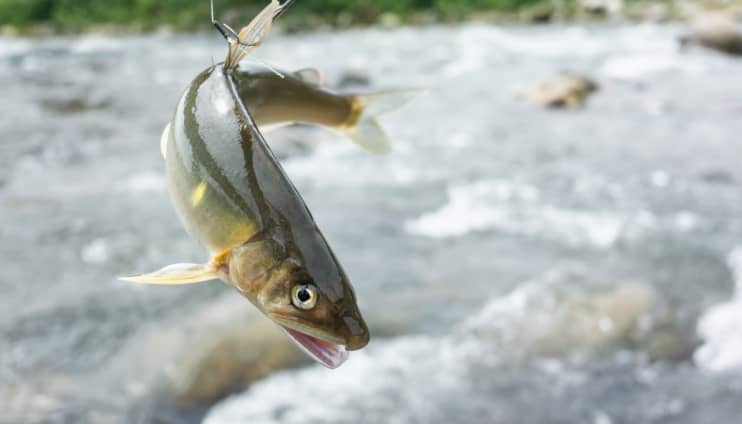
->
[291,283,318,310]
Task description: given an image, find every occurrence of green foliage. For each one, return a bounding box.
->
[435,0,543,18]
[0,0,55,26]
[0,0,549,31]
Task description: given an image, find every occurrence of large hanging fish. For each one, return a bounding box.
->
[122,0,375,368]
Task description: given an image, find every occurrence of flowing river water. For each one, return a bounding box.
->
[2,22,742,423]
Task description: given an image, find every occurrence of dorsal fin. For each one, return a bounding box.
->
[293,68,324,86]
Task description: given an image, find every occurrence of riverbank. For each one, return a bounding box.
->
[1,0,741,36]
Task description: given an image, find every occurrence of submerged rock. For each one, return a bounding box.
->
[463,267,689,361]
[39,94,112,114]
[679,13,742,56]
[203,268,695,424]
[102,293,413,408]
[579,0,624,17]
[519,3,555,23]
[524,73,599,109]
[699,169,735,185]
[336,69,371,89]
[102,295,308,405]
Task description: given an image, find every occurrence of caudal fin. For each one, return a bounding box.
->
[343,90,418,154]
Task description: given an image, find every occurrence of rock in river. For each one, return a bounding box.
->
[679,13,742,56]
[524,73,599,109]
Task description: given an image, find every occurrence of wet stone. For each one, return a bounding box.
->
[336,69,371,89]
[699,170,735,185]
[39,95,113,114]
[524,73,599,109]
[680,13,742,56]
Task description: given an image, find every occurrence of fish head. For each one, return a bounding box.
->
[227,236,369,368]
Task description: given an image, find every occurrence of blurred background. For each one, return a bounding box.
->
[2,0,742,423]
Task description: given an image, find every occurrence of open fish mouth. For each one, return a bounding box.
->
[279,325,349,369]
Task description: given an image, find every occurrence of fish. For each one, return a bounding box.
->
[159,64,415,159]
[122,0,369,369]
[229,64,416,154]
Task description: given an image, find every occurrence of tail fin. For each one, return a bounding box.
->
[343,90,418,154]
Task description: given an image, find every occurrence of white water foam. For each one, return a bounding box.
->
[283,138,424,188]
[0,39,33,59]
[204,269,658,424]
[694,247,742,372]
[116,171,167,194]
[80,238,110,265]
[404,179,658,248]
[455,25,606,59]
[601,52,708,81]
[69,35,126,55]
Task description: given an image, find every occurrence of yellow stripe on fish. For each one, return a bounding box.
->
[191,181,208,207]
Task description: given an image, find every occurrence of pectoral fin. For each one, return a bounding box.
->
[259,122,292,133]
[119,263,219,285]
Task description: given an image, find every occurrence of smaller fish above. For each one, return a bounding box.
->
[232,64,416,154]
